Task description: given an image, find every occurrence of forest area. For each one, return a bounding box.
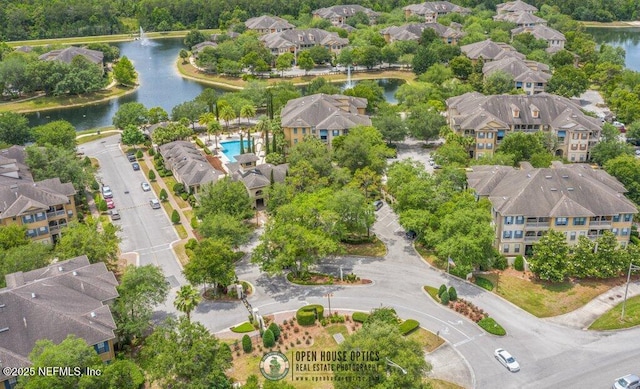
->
[1,0,639,41]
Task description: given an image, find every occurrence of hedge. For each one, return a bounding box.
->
[296,304,324,326]
[352,312,370,323]
[195,138,206,148]
[477,317,506,336]
[448,286,457,301]
[242,334,252,353]
[514,255,524,271]
[440,290,450,305]
[438,284,447,297]
[475,277,494,291]
[399,319,420,335]
[231,322,255,333]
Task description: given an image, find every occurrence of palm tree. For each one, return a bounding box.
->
[219,104,236,133]
[174,284,202,322]
[198,112,216,141]
[208,120,223,150]
[240,104,256,127]
[256,118,271,156]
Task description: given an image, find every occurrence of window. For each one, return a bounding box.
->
[613,214,621,222]
[302,128,306,135]
[515,216,524,224]
[94,341,110,354]
[486,143,493,149]
[612,228,619,236]
[311,129,316,135]
[294,139,298,144]
[342,129,349,135]
[478,132,485,138]
[488,132,494,139]
[514,230,523,239]
[573,217,586,226]
[622,228,630,236]
[570,231,576,241]
[293,128,298,135]
[624,214,633,222]
[477,143,484,149]
[555,217,568,226]
[505,216,514,225]
[332,130,340,137]
[581,133,588,139]
[503,244,509,253]
[22,214,34,224]
[526,82,532,87]
[503,230,512,239]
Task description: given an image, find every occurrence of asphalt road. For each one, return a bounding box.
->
[82,135,640,388]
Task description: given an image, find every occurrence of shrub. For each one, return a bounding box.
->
[136,150,143,159]
[352,312,370,323]
[263,329,275,348]
[91,180,100,191]
[185,238,198,251]
[190,216,199,229]
[399,319,420,335]
[478,317,506,336]
[475,277,494,291]
[148,169,156,181]
[173,183,185,194]
[493,254,508,270]
[159,188,168,201]
[268,322,281,340]
[514,255,524,271]
[171,209,180,224]
[438,284,447,298]
[448,286,457,301]
[440,290,450,305]
[181,192,189,200]
[242,335,253,353]
[296,305,324,326]
[195,138,205,148]
[148,148,155,156]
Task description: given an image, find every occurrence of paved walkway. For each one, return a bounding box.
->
[545,278,640,329]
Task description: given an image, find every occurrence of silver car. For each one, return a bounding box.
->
[613,374,640,389]
[141,182,151,192]
[494,348,520,372]
[149,199,161,209]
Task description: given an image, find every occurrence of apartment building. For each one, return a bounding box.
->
[446,92,602,161]
[245,15,295,34]
[461,39,525,63]
[380,22,465,45]
[312,5,379,26]
[403,1,471,23]
[482,57,551,95]
[260,28,349,56]
[467,163,637,256]
[511,24,566,53]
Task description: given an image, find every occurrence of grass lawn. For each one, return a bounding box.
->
[174,224,188,239]
[341,237,386,257]
[161,176,190,209]
[481,270,617,317]
[77,133,116,144]
[173,241,190,267]
[589,295,640,330]
[231,322,256,333]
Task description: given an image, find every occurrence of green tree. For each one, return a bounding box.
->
[529,230,569,282]
[0,112,31,145]
[54,55,105,95]
[484,70,515,95]
[276,52,295,76]
[151,122,192,145]
[262,329,275,347]
[148,169,156,181]
[184,29,207,48]
[174,284,202,322]
[196,88,220,120]
[172,100,208,130]
[198,213,252,248]
[113,265,169,345]
[113,56,136,86]
[353,45,382,69]
[197,177,253,220]
[0,225,29,250]
[1,242,52,288]
[18,335,103,389]
[55,219,120,268]
[121,125,146,150]
[25,145,94,191]
[343,80,384,112]
[332,187,375,237]
[308,45,332,64]
[183,238,237,295]
[372,109,406,144]
[547,65,589,98]
[297,51,315,75]
[332,126,392,174]
[497,132,546,165]
[159,188,168,201]
[240,104,256,126]
[219,103,236,132]
[113,102,148,129]
[148,106,169,124]
[81,359,145,389]
[407,106,446,141]
[604,154,640,204]
[590,124,634,166]
[140,317,231,389]
[31,120,76,150]
[171,209,180,224]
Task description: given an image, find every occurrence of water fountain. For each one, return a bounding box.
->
[345,64,354,89]
[139,27,155,46]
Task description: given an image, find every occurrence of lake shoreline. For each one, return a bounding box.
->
[581,21,640,28]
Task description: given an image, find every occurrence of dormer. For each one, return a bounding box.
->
[298,34,304,42]
[510,104,520,118]
[309,34,315,42]
[530,104,539,118]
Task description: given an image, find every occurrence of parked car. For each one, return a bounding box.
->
[613,121,626,133]
[141,182,151,191]
[373,200,384,211]
[110,209,121,220]
[150,198,161,209]
[102,186,113,199]
[405,230,417,240]
[106,198,115,209]
[494,348,520,372]
[127,154,137,162]
[613,374,640,389]
[132,162,140,171]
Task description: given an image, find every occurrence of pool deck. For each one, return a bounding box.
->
[198,133,266,172]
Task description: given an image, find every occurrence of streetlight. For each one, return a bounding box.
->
[385,357,407,375]
[325,293,334,316]
[621,261,640,320]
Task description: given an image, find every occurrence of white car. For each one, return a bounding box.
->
[102,186,113,199]
[614,374,640,389]
[141,182,151,191]
[494,348,520,372]
[149,198,161,209]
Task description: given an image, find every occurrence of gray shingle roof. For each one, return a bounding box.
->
[380,23,464,42]
[0,178,75,218]
[467,164,637,217]
[461,39,525,61]
[191,41,217,53]
[0,256,118,380]
[447,92,602,133]
[494,11,546,26]
[496,0,538,14]
[234,153,259,164]
[245,15,295,31]
[158,141,223,187]
[281,93,371,130]
[38,47,104,65]
[403,1,471,16]
[260,29,349,51]
[483,57,551,83]
[512,25,565,42]
[232,163,288,190]
[312,5,379,20]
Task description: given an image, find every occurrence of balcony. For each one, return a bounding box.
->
[524,236,540,242]
[589,220,611,227]
[525,222,549,228]
[47,210,67,219]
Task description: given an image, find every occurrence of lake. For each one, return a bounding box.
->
[27,37,403,131]
[586,27,640,72]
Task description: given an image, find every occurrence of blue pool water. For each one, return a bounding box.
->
[220,140,251,162]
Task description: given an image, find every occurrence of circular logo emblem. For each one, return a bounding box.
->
[260,351,289,381]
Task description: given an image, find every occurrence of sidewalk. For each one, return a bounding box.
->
[545,279,640,329]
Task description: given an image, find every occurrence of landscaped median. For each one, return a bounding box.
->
[286,271,372,286]
[424,285,506,336]
[589,294,640,330]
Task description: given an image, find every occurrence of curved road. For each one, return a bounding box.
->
[86,135,640,388]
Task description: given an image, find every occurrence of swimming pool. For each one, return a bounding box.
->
[220,140,251,162]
